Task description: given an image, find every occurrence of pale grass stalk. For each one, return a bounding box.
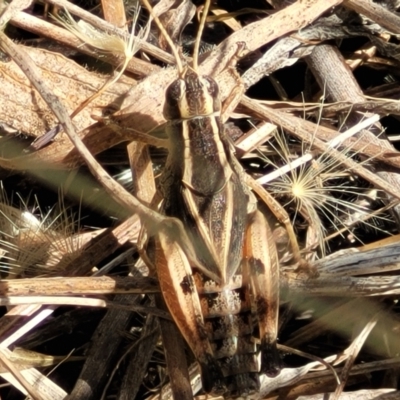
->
[0,296,108,307]
[0,296,169,319]
[235,122,277,155]
[0,348,43,400]
[277,344,340,385]
[0,348,66,400]
[331,311,380,400]
[0,282,65,398]
[0,0,32,28]
[0,276,158,296]
[0,307,55,348]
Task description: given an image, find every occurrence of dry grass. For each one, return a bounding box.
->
[0,0,400,399]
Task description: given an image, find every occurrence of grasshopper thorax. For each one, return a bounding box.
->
[163,69,221,121]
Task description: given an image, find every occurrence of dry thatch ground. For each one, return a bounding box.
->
[1,0,400,399]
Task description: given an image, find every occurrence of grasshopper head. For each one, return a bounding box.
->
[163,68,221,121]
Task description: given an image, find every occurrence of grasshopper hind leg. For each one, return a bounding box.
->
[245,209,282,377]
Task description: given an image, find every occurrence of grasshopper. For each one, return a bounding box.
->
[139,0,288,397]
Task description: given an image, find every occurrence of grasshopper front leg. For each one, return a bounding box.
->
[245,208,282,377]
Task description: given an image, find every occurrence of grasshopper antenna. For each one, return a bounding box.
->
[141,0,184,75]
[192,0,211,71]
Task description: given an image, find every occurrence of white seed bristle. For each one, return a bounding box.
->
[54,8,145,58]
[263,133,390,257]
[0,188,96,277]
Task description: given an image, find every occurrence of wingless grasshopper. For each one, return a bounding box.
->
[141,0,283,397]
